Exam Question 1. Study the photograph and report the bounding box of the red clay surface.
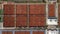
[2,31,13,34]
[29,4,46,15]
[3,15,15,27]
[48,4,55,17]
[15,31,30,34]
[58,4,60,26]
[4,4,15,15]
[58,4,60,19]
[33,31,44,34]
[29,15,40,26]
[29,15,46,27]
[16,15,27,27]
[3,4,58,27]
[16,5,27,14]
[2,31,44,34]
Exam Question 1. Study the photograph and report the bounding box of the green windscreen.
[0,9,3,22]
[0,9,3,15]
